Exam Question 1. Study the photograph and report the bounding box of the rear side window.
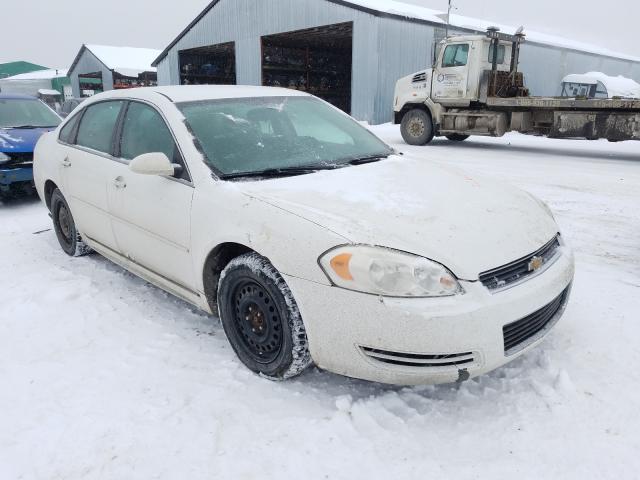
[59,114,81,144]
[442,44,469,68]
[76,101,124,154]
[488,44,506,64]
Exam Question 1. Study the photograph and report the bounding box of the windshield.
[0,98,61,129]
[178,96,393,177]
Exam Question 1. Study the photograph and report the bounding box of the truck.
[393,27,640,145]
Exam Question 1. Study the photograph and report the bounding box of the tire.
[50,188,92,257]
[400,108,434,145]
[217,252,312,380]
[445,134,470,142]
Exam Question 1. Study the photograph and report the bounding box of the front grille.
[479,235,561,291]
[361,347,476,368]
[503,287,570,354]
[412,72,427,83]
[1,152,33,169]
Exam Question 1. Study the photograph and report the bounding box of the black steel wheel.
[400,108,434,145]
[50,188,91,257]
[217,252,312,380]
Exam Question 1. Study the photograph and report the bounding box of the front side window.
[120,102,177,161]
[0,98,61,129]
[442,44,469,68]
[178,96,392,178]
[488,44,506,64]
[76,101,124,154]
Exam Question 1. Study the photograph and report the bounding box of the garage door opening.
[78,72,103,97]
[261,22,353,113]
[179,42,237,85]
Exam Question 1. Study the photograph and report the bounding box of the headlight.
[0,152,10,164]
[319,245,463,297]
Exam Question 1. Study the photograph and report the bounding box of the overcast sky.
[2,0,638,68]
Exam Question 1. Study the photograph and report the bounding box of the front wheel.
[217,253,312,380]
[400,108,434,145]
[50,188,92,257]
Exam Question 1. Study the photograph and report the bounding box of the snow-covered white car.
[33,85,574,385]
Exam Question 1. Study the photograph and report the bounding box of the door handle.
[61,157,71,168]
[113,177,127,189]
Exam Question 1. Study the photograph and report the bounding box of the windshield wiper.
[346,154,391,166]
[3,125,56,129]
[220,164,340,180]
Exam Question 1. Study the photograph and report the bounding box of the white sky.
[2,0,638,68]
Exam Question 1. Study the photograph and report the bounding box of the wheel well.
[203,242,254,314]
[44,180,59,211]
[395,103,431,125]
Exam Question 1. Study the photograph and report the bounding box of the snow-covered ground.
[1,127,639,479]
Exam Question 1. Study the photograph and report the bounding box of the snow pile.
[85,45,161,77]
[1,128,640,478]
[563,72,640,98]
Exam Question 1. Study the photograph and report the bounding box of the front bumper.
[285,246,575,385]
[0,166,34,187]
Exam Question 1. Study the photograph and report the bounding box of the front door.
[107,101,195,289]
[60,100,125,251]
[432,42,470,104]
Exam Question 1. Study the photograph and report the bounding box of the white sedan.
[34,86,574,385]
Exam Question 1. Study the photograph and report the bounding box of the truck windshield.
[178,96,393,178]
[0,98,62,129]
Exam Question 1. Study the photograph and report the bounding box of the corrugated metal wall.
[69,49,113,98]
[155,0,640,124]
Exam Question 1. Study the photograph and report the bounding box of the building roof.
[152,0,640,66]
[2,69,68,81]
[0,61,48,79]
[69,45,161,78]
[0,93,38,100]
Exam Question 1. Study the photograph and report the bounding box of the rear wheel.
[217,253,312,380]
[50,189,92,257]
[445,134,470,142]
[400,108,434,145]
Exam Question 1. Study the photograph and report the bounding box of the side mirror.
[129,152,175,176]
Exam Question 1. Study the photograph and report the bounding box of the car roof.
[0,93,39,100]
[84,85,311,104]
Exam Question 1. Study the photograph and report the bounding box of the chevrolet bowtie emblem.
[528,256,544,272]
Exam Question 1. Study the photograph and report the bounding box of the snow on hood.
[85,45,160,77]
[238,155,558,280]
[0,127,53,152]
[562,72,640,99]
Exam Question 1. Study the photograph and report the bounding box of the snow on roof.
[85,45,161,77]
[344,1,640,62]
[562,72,640,98]
[446,13,640,62]
[342,0,443,24]
[3,69,68,81]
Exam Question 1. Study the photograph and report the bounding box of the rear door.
[59,100,124,251]
[107,100,195,289]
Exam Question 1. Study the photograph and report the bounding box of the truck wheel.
[401,109,434,145]
[50,189,92,257]
[445,134,470,142]
[217,252,312,380]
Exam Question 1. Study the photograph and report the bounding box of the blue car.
[0,93,62,197]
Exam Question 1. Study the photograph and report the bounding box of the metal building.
[152,0,640,124]
[68,45,161,98]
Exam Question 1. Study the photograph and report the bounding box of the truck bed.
[486,96,640,111]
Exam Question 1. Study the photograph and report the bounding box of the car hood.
[0,127,54,153]
[237,155,558,280]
